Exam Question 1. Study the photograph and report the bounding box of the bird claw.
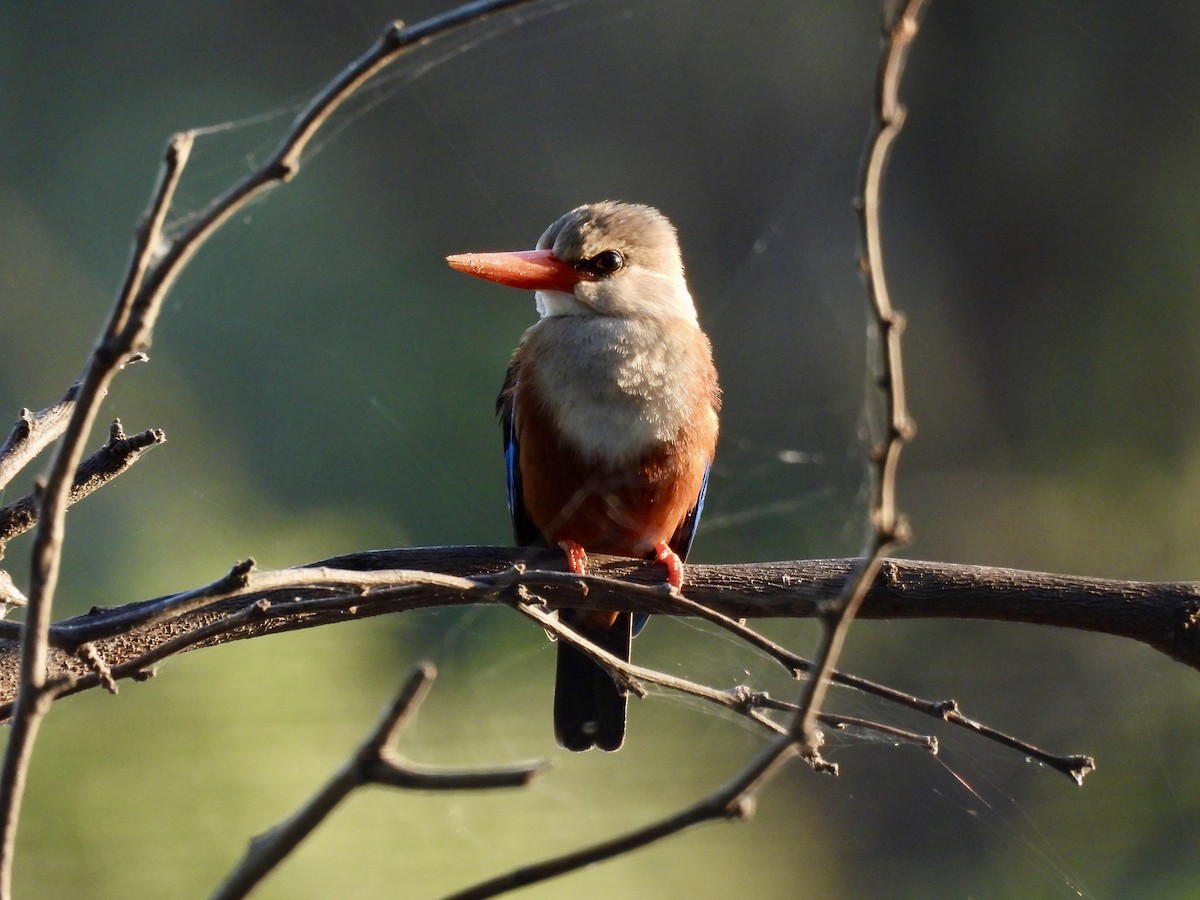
[652,541,684,591]
[558,540,589,576]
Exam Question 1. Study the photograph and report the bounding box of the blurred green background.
[3,1,1200,896]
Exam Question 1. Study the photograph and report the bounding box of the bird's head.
[447,201,697,324]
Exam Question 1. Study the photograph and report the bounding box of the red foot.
[561,540,617,628]
[558,540,589,576]
[652,541,684,591]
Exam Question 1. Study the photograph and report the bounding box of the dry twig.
[445,1,932,893]
[0,133,192,900]
[0,3,544,897]
[0,420,165,555]
[0,390,78,494]
[212,664,547,900]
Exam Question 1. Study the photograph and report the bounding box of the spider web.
[1,0,1195,897]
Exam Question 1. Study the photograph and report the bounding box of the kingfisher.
[447,201,720,751]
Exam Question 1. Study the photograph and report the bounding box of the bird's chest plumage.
[520,317,699,466]
[507,316,718,555]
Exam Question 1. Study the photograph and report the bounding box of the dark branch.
[0,131,191,900]
[0,5,549,894]
[445,734,801,900]
[0,420,165,554]
[0,385,80,493]
[212,664,547,900]
[0,548,1194,712]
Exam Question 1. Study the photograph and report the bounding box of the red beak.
[446,248,585,293]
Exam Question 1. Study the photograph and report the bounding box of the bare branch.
[445,734,801,900]
[0,385,80,493]
[447,3,935,894]
[212,664,547,900]
[0,420,165,554]
[0,132,192,900]
[514,593,879,769]
[0,6,549,893]
[0,357,149,496]
[0,549,1193,715]
[792,0,929,751]
[132,3,541,339]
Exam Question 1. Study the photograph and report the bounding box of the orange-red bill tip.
[446,248,584,293]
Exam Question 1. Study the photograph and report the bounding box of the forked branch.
[0,420,165,555]
[449,0,932,894]
[0,3,549,898]
[212,664,547,900]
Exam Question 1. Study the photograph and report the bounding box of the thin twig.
[793,0,927,749]
[444,735,801,900]
[212,664,546,900]
[446,2,932,894]
[0,8,547,891]
[0,420,165,553]
[514,594,938,763]
[515,595,861,764]
[634,580,1029,764]
[0,133,192,900]
[0,384,80,493]
[127,3,540,343]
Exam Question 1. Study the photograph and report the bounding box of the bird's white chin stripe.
[536,290,592,318]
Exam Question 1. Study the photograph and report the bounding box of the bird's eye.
[587,250,625,276]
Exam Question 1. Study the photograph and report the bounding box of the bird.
[446,201,720,751]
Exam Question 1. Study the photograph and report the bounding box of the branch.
[793,0,928,749]
[445,734,800,900]
[0,420,165,555]
[0,548,1193,712]
[566,570,1091,782]
[513,593,941,773]
[0,355,149,497]
[212,664,547,900]
[0,133,192,900]
[3,551,1119,795]
[0,4,547,896]
[0,550,1106,789]
[0,383,80,493]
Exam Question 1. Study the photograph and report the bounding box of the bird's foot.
[652,541,684,591]
[558,540,589,576]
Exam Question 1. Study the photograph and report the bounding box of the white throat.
[527,316,706,466]
[535,290,590,318]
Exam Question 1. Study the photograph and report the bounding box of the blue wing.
[668,463,711,562]
[497,363,540,546]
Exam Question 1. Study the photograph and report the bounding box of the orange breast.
[514,385,714,557]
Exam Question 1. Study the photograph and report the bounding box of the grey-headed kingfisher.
[448,201,720,750]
